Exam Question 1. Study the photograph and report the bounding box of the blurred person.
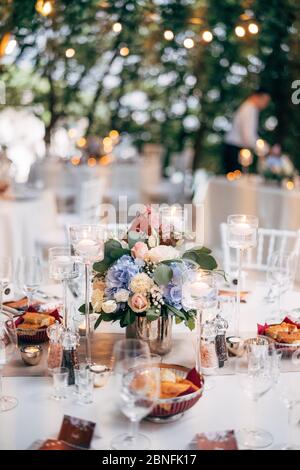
[223,88,271,173]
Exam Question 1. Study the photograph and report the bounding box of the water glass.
[15,256,43,308]
[74,366,94,404]
[51,367,68,400]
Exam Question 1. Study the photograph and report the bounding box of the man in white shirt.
[223,88,271,173]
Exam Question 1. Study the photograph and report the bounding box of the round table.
[1,282,300,450]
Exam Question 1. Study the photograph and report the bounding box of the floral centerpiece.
[83,208,218,353]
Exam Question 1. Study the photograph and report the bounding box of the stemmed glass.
[278,375,300,449]
[111,339,160,450]
[227,215,258,336]
[0,311,18,412]
[48,247,81,329]
[236,344,273,449]
[266,251,297,323]
[181,267,218,377]
[0,257,12,314]
[69,225,105,364]
[15,256,43,309]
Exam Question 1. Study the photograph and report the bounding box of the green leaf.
[127,231,147,249]
[166,304,186,320]
[104,239,122,257]
[78,303,93,314]
[153,264,173,285]
[184,317,196,331]
[94,315,102,330]
[182,250,217,270]
[120,309,136,328]
[175,316,183,324]
[146,308,160,322]
[93,260,111,274]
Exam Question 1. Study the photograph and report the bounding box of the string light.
[202,30,213,43]
[226,172,235,181]
[71,156,81,166]
[235,26,246,38]
[35,0,52,16]
[164,30,174,41]
[248,23,259,34]
[234,169,242,179]
[87,157,97,167]
[183,38,194,49]
[77,137,87,148]
[286,180,294,191]
[109,130,119,140]
[112,22,122,33]
[65,48,75,58]
[120,46,129,56]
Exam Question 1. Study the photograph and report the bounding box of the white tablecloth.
[0,198,42,259]
[1,283,300,450]
[202,176,300,250]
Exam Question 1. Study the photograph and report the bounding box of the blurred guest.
[223,88,271,173]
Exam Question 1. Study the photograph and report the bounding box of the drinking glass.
[278,375,300,449]
[227,215,258,336]
[51,367,69,400]
[111,339,159,450]
[0,257,12,314]
[236,345,273,449]
[74,365,94,404]
[15,256,43,309]
[48,247,80,329]
[69,225,105,364]
[182,267,218,375]
[0,311,18,412]
[266,251,297,323]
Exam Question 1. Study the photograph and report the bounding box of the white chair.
[192,169,210,205]
[221,223,300,274]
[58,178,104,228]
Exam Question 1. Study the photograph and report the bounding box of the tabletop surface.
[1,282,300,450]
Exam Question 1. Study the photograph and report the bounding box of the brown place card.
[58,415,96,449]
[190,430,238,450]
[38,439,82,451]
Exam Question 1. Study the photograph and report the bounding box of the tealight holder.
[89,364,111,388]
[20,345,43,366]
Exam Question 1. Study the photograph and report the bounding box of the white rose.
[114,289,130,303]
[102,300,117,314]
[147,245,180,264]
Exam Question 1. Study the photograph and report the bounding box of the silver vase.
[132,316,173,355]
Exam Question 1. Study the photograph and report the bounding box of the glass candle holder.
[48,247,81,329]
[227,215,258,336]
[69,225,105,364]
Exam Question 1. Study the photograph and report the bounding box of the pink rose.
[129,293,149,314]
[131,242,149,260]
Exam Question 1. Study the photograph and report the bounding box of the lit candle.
[89,364,111,388]
[190,281,210,298]
[24,346,40,355]
[231,222,252,236]
[78,320,86,337]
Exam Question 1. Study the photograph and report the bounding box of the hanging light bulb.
[36,0,53,16]
[65,48,75,58]
[120,46,129,56]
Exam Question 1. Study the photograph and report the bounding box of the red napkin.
[15,308,61,328]
[178,368,203,397]
[257,316,300,335]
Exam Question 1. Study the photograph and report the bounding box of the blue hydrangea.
[105,255,139,297]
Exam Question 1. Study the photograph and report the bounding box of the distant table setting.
[1,207,300,451]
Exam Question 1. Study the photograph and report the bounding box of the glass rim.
[227,214,258,224]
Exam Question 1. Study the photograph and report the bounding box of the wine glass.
[236,345,273,449]
[227,215,258,336]
[69,225,105,364]
[266,251,297,323]
[48,247,80,329]
[15,256,43,309]
[111,339,160,450]
[278,375,300,449]
[0,311,18,412]
[0,257,12,314]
